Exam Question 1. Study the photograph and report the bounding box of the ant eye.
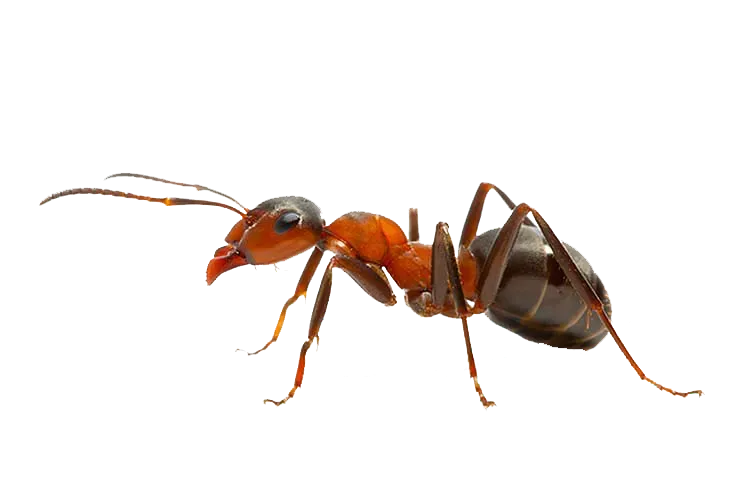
[274,212,301,234]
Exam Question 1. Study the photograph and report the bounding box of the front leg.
[431,222,495,409]
[238,247,324,356]
[265,255,397,406]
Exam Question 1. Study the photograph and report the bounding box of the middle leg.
[409,208,419,242]
[431,222,495,408]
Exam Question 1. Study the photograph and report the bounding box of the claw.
[264,398,285,406]
[315,335,320,350]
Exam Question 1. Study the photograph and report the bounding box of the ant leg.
[432,223,495,408]
[263,262,335,406]
[471,207,531,311]
[264,255,396,408]
[255,247,323,354]
[459,182,534,248]
[475,203,702,398]
[255,247,396,354]
[409,208,419,242]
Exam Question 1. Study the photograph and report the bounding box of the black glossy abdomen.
[470,226,612,350]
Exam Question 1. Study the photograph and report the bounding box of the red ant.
[41,173,702,407]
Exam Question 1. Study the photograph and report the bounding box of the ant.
[40,173,702,407]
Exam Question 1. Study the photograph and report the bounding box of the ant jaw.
[206,245,250,285]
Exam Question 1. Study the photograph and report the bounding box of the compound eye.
[274,212,301,234]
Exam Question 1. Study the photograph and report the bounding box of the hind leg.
[468,195,702,398]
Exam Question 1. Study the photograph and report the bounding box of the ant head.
[207,196,324,285]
